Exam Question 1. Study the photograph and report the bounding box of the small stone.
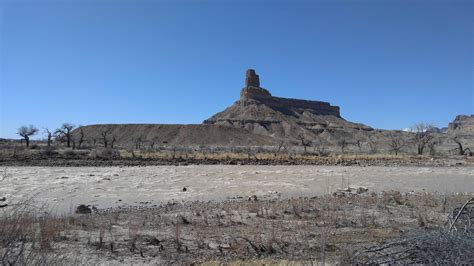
[75,204,92,214]
[182,187,187,192]
[248,195,258,201]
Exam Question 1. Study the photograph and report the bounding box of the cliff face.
[240,87,341,117]
[204,69,371,144]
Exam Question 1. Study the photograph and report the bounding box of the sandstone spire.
[245,69,260,88]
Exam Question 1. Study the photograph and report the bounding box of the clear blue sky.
[0,0,472,139]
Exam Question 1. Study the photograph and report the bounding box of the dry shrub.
[89,148,121,159]
[0,202,67,264]
[128,218,143,252]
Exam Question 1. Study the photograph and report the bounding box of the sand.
[1,165,473,212]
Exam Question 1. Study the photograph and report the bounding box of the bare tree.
[452,136,471,156]
[298,134,311,153]
[134,137,143,150]
[388,135,406,155]
[90,137,97,147]
[100,127,112,148]
[77,127,85,149]
[337,139,348,153]
[428,141,437,156]
[356,140,363,153]
[44,128,53,147]
[368,137,378,154]
[110,135,117,149]
[55,123,75,148]
[273,140,287,157]
[17,125,38,148]
[150,136,159,150]
[410,123,434,155]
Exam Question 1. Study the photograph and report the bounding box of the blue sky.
[0,0,472,139]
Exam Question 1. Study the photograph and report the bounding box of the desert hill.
[74,124,275,148]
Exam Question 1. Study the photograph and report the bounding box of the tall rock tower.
[240,69,272,100]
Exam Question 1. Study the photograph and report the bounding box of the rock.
[0,197,5,202]
[248,195,258,201]
[356,186,369,194]
[75,204,92,214]
[182,187,187,192]
[335,186,368,196]
[448,114,474,134]
[245,69,260,88]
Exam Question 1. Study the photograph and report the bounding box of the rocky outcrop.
[245,69,261,88]
[239,69,340,117]
[205,69,371,143]
[448,115,474,134]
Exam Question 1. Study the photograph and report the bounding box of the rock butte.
[73,69,472,149]
[76,69,377,146]
[204,69,372,142]
[239,69,341,117]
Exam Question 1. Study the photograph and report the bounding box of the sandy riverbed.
[1,165,473,212]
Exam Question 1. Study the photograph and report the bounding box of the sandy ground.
[1,165,473,212]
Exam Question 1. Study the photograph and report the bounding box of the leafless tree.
[368,137,378,154]
[110,135,117,149]
[17,125,38,148]
[337,139,348,153]
[298,134,311,153]
[90,137,97,147]
[100,127,113,148]
[134,137,143,150]
[311,139,326,156]
[388,135,406,155]
[356,140,363,153]
[410,123,434,155]
[428,141,437,156]
[77,127,85,149]
[44,128,53,147]
[273,140,287,157]
[55,123,75,148]
[452,136,471,156]
[150,137,159,150]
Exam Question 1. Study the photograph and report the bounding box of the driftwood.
[352,198,474,264]
[447,197,474,233]
[352,231,474,264]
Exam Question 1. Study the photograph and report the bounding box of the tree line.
[16,122,471,156]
